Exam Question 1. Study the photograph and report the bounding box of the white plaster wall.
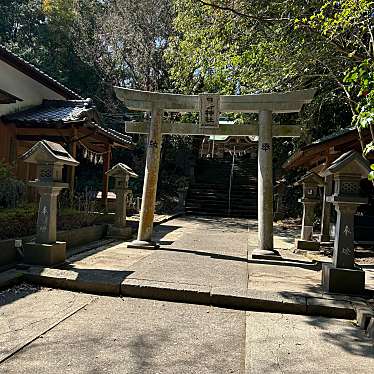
[0,59,66,116]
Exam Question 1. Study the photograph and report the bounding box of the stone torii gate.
[115,87,316,259]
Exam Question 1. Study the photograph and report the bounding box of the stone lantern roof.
[294,171,324,186]
[106,163,138,178]
[321,150,370,177]
[21,140,79,166]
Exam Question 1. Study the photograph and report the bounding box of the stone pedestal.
[320,150,370,294]
[107,225,133,240]
[23,241,66,266]
[24,184,67,265]
[295,239,320,251]
[322,263,365,294]
[33,185,65,243]
[294,172,323,252]
[21,140,79,266]
[319,175,333,243]
[105,163,138,241]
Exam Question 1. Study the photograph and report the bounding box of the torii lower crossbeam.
[125,121,302,137]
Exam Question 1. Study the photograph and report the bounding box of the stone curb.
[14,267,359,320]
[22,267,121,296]
[306,297,356,319]
[0,262,365,322]
[121,279,211,305]
[153,212,185,226]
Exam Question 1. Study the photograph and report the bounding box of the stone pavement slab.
[0,289,245,374]
[0,287,373,373]
[0,285,94,363]
[246,311,374,373]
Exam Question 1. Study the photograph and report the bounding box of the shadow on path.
[158,246,321,271]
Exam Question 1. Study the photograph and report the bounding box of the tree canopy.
[0,0,373,172]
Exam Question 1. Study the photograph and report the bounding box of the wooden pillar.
[102,144,111,210]
[252,110,280,259]
[128,106,162,248]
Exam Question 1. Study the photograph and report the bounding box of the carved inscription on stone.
[199,93,220,128]
[261,143,271,152]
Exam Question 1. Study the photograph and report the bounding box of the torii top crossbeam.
[114,87,316,113]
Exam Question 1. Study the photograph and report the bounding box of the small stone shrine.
[295,172,324,251]
[106,163,138,239]
[321,150,370,294]
[21,140,79,265]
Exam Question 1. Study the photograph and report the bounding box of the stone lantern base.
[107,225,133,240]
[295,239,320,251]
[23,241,66,266]
[322,263,365,294]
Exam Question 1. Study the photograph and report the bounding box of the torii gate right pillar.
[251,110,281,259]
[253,110,277,257]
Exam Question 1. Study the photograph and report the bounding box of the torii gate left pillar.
[115,87,316,255]
[132,106,162,247]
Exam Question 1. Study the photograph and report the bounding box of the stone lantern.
[106,163,138,239]
[21,140,79,265]
[321,150,370,294]
[295,172,324,251]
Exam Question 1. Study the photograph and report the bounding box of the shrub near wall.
[0,207,112,240]
[0,206,37,240]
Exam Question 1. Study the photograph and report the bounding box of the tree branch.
[195,0,288,23]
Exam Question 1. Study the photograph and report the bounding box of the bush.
[0,162,26,209]
[0,205,38,239]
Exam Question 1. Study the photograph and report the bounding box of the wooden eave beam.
[77,127,113,146]
[15,127,72,136]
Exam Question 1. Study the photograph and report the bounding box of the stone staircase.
[185,156,258,218]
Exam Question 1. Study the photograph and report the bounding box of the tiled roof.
[303,127,356,150]
[283,127,359,170]
[0,45,82,100]
[4,99,92,124]
[2,99,133,147]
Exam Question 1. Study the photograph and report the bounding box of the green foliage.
[0,162,26,209]
[167,0,316,94]
[167,0,374,178]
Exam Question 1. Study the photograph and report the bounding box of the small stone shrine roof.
[321,150,370,177]
[106,163,138,178]
[294,171,324,186]
[21,140,79,166]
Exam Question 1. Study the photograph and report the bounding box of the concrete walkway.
[18,216,374,319]
[0,286,373,373]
